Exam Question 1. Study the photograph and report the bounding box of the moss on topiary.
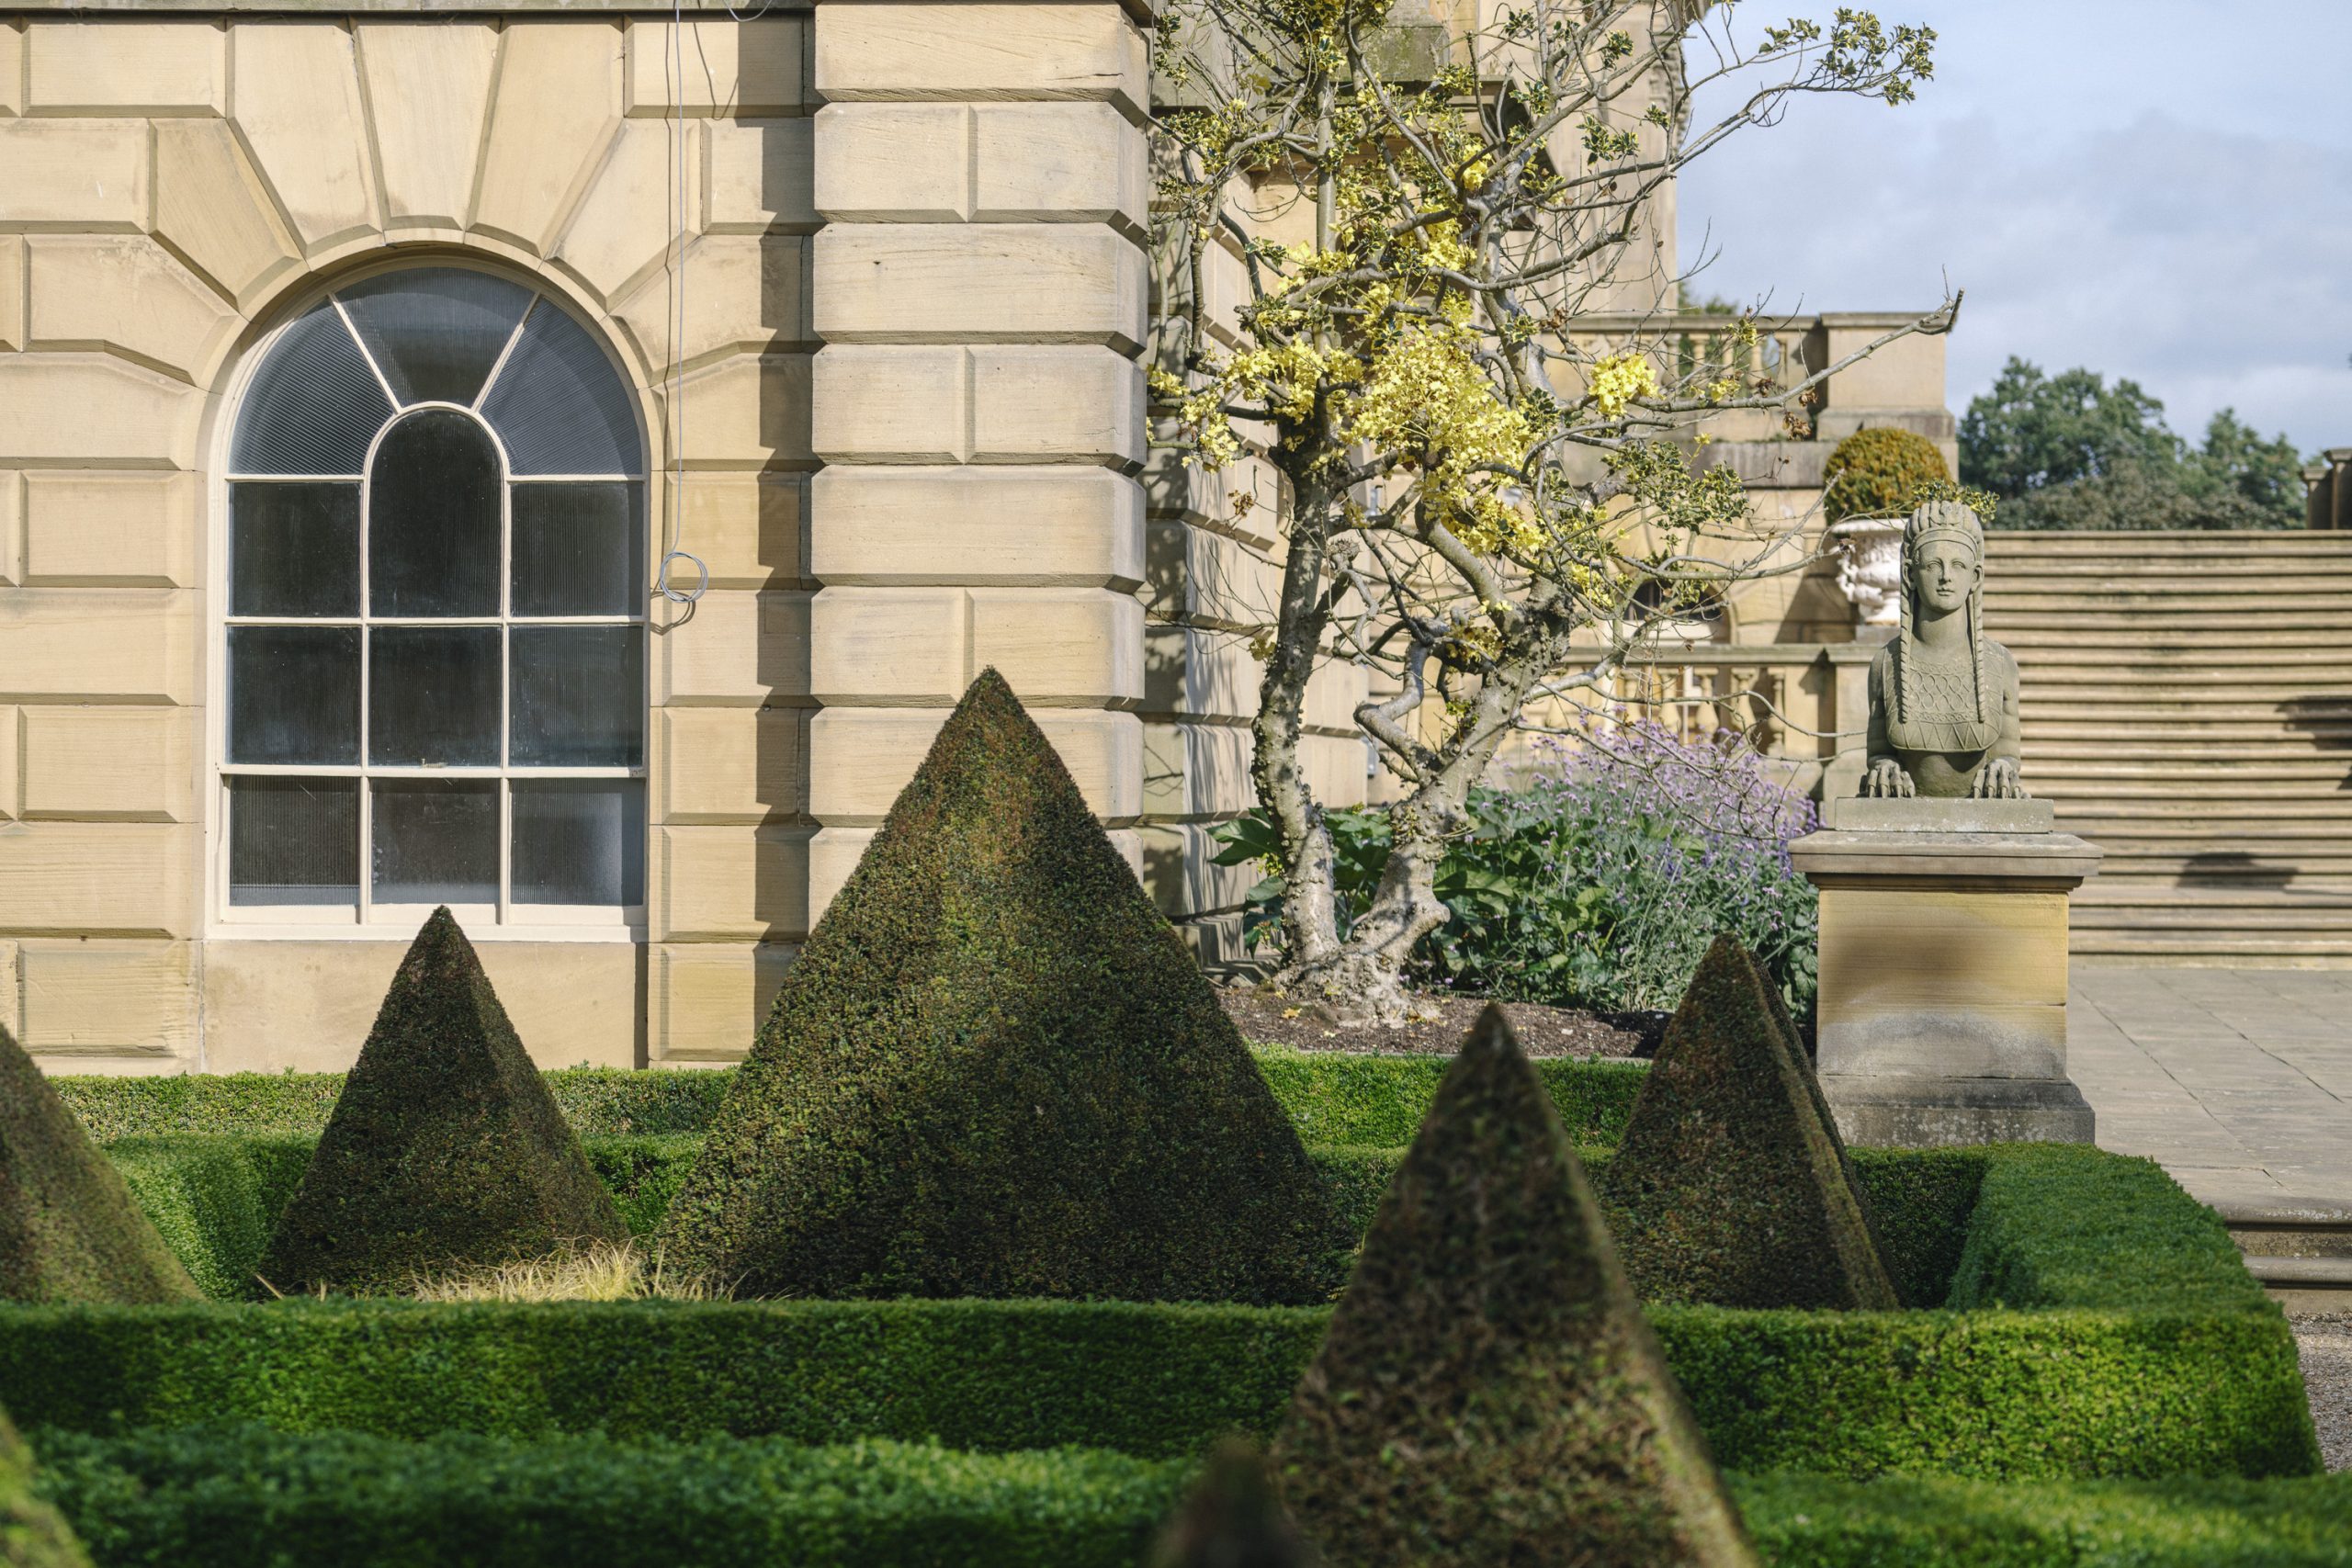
[1601,935,1898,1309]
[0,1406,90,1568]
[1149,1439,1316,1568]
[1823,425,1950,523]
[660,669,1343,1303]
[259,909,625,1293]
[0,1025,199,1305]
[1273,1006,1757,1566]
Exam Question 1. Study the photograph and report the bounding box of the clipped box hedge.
[30,1425,2352,1568]
[51,1053,1652,1149]
[6,1145,2317,1481]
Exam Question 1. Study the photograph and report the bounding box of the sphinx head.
[1904,500,1984,619]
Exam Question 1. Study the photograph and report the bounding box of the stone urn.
[1827,518,1904,627]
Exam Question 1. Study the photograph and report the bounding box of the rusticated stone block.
[662,353,812,468]
[809,705,1139,824]
[25,471,199,588]
[659,707,803,824]
[16,940,197,1061]
[813,103,969,221]
[229,24,377,250]
[554,116,688,307]
[673,473,807,590]
[809,466,1143,588]
[705,118,817,234]
[625,16,808,117]
[815,3,1146,114]
[660,824,813,941]
[0,822,193,937]
[973,102,1147,229]
[0,357,203,468]
[152,120,300,308]
[0,119,149,228]
[656,941,797,1061]
[657,588,811,705]
[472,22,625,254]
[20,705,191,823]
[26,237,238,381]
[357,22,499,232]
[0,589,195,705]
[26,22,224,117]
[813,225,1146,352]
[614,235,812,369]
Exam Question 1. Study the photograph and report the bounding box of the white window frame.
[208,266,650,942]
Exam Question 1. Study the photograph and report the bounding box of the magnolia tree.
[1150,0,1955,1023]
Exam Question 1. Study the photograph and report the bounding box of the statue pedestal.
[1790,810,2102,1147]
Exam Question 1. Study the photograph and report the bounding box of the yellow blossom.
[1589,352,1662,417]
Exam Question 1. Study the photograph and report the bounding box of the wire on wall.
[658,0,709,606]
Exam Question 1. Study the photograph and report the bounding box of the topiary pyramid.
[0,1405,91,1568]
[1600,934,1897,1309]
[1148,1439,1317,1568]
[258,908,625,1292]
[0,1024,199,1304]
[1274,1006,1757,1567]
[661,669,1342,1303]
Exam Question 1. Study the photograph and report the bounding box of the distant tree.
[1959,357,2307,530]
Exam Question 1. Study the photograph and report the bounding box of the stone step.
[2021,713,2352,733]
[2075,885,2352,908]
[1994,629,2352,651]
[2072,904,2352,930]
[2022,667,2352,687]
[1987,559,2352,580]
[2217,1198,2352,1258]
[2049,800,2352,820]
[2028,759,2352,779]
[2006,646,2352,667]
[1985,612,2352,631]
[1988,532,2352,555]
[2237,1255,2352,1312]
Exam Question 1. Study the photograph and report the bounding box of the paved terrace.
[2071,967,2352,1209]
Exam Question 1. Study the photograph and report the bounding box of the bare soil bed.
[1219,985,1665,1059]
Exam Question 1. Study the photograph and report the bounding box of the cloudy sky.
[1675,0,2352,458]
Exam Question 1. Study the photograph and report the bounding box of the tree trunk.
[1251,474,1341,974]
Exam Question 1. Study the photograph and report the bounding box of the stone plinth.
[1790,823,2101,1147]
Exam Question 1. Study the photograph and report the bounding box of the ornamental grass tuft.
[258,908,626,1294]
[661,670,1342,1303]
[1601,935,1898,1309]
[0,1404,89,1568]
[1148,1438,1316,1568]
[1274,1005,1758,1566]
[0,1024,198,1306]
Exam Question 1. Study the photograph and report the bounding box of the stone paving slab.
[2069,968,2352,1210]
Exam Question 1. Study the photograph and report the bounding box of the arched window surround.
[206,260,653,941]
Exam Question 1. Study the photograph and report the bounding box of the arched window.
[220,266,647,927]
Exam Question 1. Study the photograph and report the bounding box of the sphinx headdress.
[1890,500,1999,754]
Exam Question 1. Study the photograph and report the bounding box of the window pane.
[481,301,643,476]
[513,781,644,906]
[510,627,644,767]
[228,627,360,764]
[230,482,359,616]
[371,780,498,905]
[231,299,392,475]
[229,777,359,907]
[339,269,534,408]
[368,409,502,616]
[511,484,644,615]
[369,626,501,766]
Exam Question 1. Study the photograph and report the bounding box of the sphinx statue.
[1860,501,2025,800]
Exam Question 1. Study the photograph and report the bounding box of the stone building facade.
[0,1,1939,1076]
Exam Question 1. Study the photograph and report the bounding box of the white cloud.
[1677,4,2352,456]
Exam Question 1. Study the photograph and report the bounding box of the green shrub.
[103,1138,310,1303]
[260,910,627,1293]
[0,1405,89,1568]
[1824,425,1951,522]
[1274,1010,1753,1564]
[662,671,1342,1304]
[0,1026,199,1306]
[1602,937,1896,1309]
[1735,1471,2352,1566]
[28,1427,2352,1568]
[54,1054,1648,1151]
[1846,1146,1989,1308]
[31,1425,1184,1568]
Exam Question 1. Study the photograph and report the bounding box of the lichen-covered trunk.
[1251,475,1342,975]
[1275,649,1545,1027]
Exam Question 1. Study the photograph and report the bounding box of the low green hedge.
[31,1426,1187,1568]
[51,1053,1649,1148]
[30,1426,2352,1568]
[98,1134,1973,1309]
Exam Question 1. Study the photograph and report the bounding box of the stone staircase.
[1982,531,2352,966]
[2215,1197,2352,1312]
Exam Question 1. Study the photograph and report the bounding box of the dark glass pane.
[511,484,644,615]
[228,627,360,765]
[481,301,643,475]
[229,777,359,907]
[339,268,534,408]
[510,627,643,767]
[231,299,392,475]
[370,780,497,905]
[513,781,645,906]
[368,408,503,616]
[369,626,501,766]
[230,482,359,616]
